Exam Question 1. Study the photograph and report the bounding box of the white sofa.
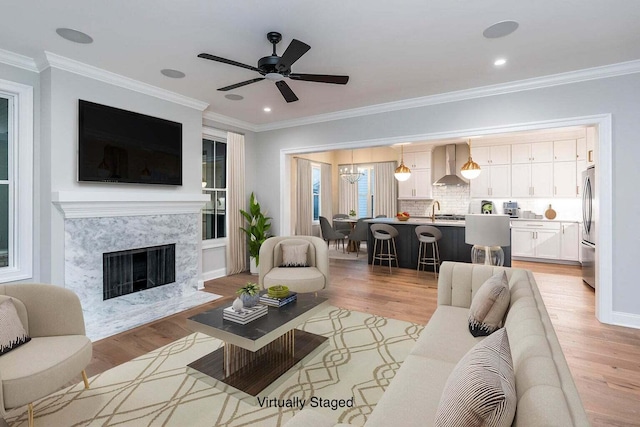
[284,261,589,427]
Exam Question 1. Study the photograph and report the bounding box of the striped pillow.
[0,298,31,356]
[468,271,510,337]
[434,328,516,427]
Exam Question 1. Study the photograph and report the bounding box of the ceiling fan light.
[461,159,482,179]
[265,72,285,82]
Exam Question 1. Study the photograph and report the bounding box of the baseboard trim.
[201,268,227,285]
[512,256,581,266]
[611,311,640,330]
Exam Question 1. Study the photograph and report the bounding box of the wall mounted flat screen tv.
[78,100,183,185]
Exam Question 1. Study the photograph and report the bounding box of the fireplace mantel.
[53,191,209,219]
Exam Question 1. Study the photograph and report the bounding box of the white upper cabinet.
[586,126,596,165]
[576,137,587,162]
[554,139,577,161]
[512,142,553,163]
[403,151,431,169]
[472,145,510,165]
[398,168,432,199]
[470,165,510,198]
[553,161,577,197]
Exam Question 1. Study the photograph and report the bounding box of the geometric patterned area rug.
[6,307,423,427]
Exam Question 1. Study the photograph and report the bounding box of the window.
[0,79,33,283]
[202,138,227,240]
[357,166,375,218]
[312,165,321,222]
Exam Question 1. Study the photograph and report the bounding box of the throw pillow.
[434,328,516,427]
[280,243,309,267]
[0,298,31,356]
[468,271,510,337]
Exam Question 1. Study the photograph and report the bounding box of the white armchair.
[0,284,92,427]
[258,236,329,293]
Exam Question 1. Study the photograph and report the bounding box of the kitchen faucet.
[431,200,441,222]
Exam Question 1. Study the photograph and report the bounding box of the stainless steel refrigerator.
[581,165,596,288]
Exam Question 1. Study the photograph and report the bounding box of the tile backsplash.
[398,184,581,221]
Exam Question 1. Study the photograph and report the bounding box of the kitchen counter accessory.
[544,204,557,220]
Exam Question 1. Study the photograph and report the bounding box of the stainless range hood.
[433,145,467,186]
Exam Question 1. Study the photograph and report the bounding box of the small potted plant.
[237,282,261,308]
[349,209,357,219]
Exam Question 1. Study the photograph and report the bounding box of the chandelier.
[340,150,364,184]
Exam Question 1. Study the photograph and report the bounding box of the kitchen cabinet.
[586,126,596,165]
[402,151,431,169]
[470,164,510,198]
[554,139,577,161]
[398,169,432,199]
[553,161,577,197]
[560,222,580,261]
[511,163,553,197]
[511,141,554,164]
[511,221,560,259]
[473,145,510,165]
[576,137,587,162]
[576,160,587,197]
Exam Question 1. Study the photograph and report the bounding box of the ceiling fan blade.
[288,73,349,84]
[276,39,310,72]
[198,53,261,73]
[275,81,299,103]
[217,78,265,91]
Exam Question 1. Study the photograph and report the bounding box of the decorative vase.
[240,293,260,308]
[249,257,258,275]
[232,297,244,313]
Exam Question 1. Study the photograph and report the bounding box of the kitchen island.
[365,217,512,270]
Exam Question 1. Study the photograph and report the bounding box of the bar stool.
[415,225,442,277]
[370,224,399,273]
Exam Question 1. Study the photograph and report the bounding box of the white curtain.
[320,163,333,219]
[374,161,398,217]
[226,132,246,275]
[339,177,359,216]
[296,158,313,235]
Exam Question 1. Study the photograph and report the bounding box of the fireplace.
[103,244,176,300]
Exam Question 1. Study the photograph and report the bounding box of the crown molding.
[253,59,640,132]
[41,52,209,111]
[0,48,39,73]
[202,110,259,132]
[52,191,209,219]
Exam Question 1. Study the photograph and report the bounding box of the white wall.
[249,72,640,321]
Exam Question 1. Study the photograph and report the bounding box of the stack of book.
[259,292,298,307]
[222,304,268,325]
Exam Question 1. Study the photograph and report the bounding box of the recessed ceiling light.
[160,69,185,79]
[494,58,507,66]
[55,28,93,44]
[225,94,244,101]
[483,21,519,39]
[263,107,272,112]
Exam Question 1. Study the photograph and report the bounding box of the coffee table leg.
[223,330,296,377]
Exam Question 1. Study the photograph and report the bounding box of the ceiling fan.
[198,32,349,103]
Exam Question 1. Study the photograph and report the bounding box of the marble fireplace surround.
[53,191,221,341]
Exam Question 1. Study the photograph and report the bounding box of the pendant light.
[394,145,412,181]
[340,150,365,184]
[461,139,482,180]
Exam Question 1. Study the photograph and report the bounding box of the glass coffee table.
[186,293,329,403]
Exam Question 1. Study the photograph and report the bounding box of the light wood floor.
[88,259,640,427]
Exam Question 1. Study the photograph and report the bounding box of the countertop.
[364,217,466,227]
[510,218,581,223]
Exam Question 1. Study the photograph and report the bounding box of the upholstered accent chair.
[0,284,92,427]
[258,236,330,294]
[319,216,347,252]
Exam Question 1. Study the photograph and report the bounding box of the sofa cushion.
[366,355,457,427]
[263,267,325,293]
[0,298,31,356]
[411,306,484,363]
[0,335,93,409]
[434,328,516,427]
[281,242,310,267]
[468,271,510,337]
